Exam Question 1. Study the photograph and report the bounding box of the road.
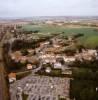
[0,31,10,100]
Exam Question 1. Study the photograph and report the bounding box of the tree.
[21,49,28,56]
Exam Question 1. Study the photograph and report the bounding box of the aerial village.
[0,18,98,100]
[0,24,97,100]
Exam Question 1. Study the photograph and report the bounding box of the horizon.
[0,16,98,20]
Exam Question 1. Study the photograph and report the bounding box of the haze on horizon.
[0,0,98,18]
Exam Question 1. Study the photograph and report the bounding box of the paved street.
[0,30,10,100]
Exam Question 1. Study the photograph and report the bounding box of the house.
[40,54,56,64]
[40,41,50,47]
[87,50,97,56]
[53,44,61,48]
[63,56,76,63]
[10,51,22,62]
[75,49,98,61]
[27,57,39,65]
[45,47,65,54]
[8,73,16,83]
[27,64,33,70]
[82,53,93,61]
[54,62,62,69]
[45,67,51,73]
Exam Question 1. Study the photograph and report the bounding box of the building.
[63,56,76,63]
[8,73,16,83]
[54,62,62,69]
[27,64,33,70]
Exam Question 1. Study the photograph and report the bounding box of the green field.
[22,25,98,48]
[84,36,98,48]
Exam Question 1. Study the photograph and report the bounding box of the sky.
[0,0,98,17]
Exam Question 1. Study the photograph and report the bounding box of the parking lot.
[10,75,70,100]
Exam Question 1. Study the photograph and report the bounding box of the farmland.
[22,24,98,48]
